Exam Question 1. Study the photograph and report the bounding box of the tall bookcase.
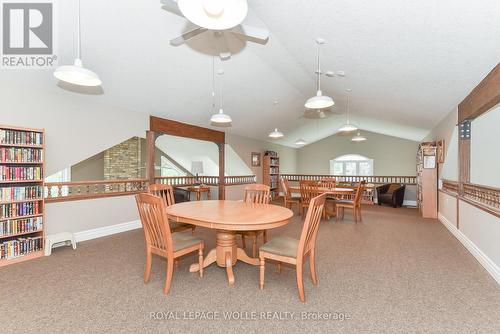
[263,151,280,199]
[0,125,45,267]
[416,142,437,219]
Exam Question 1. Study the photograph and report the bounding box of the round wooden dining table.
[165,200,293,286]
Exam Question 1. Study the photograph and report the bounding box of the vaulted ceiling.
[2,0,499,147]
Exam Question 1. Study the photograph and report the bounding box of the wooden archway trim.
[147,116,226,199]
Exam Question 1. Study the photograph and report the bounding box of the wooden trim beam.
[146,130,156,185]
[458,63,500,122]
[150,116,225,143]
[218,143,225,200]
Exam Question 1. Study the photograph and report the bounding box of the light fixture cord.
[77,0,81,59]
[219,62,224,110]
[346,95,350,124]
[211,56,216,110]
[316,43,321,92]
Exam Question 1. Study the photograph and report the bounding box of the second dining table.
[165,200,294,286]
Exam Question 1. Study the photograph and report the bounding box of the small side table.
[188,185,211,201]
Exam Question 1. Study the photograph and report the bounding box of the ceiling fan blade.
[229,24,269,44]
[160,0,183,17]
[214,32,231,61]
[170,27,207,46]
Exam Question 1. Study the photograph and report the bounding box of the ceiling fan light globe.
[53,58,102,87]
[305,91,334,109]
[338,123,358,132]
[178,0,248,30]
[294,139,307,145]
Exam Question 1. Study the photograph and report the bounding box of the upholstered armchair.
[173,188,191,203]
[376,184,406,208]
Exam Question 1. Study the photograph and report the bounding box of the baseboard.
[74,220,141,243]
[438,213,500,285]
[403,200,417,207]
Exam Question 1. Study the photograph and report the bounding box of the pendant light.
[294,139,307,145]
[338,90,358,132]
[177,0,248,30]
[54,0,102,87]
[351,131,367,142]
[305,38,334,109]
[268,101,284,139]
[210,65,232,124]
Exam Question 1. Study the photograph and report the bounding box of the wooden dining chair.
[135,193,204,294]
[281,177,301,212]
[299,180,322,217]
[237,184,270,257]
[335,181,366,223]
[319,177,337,218]
[148,184,196,234]
[319,177,336,189]
[259,193,326,302]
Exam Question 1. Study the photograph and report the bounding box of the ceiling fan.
[160,0,270,60]
[301,108,338,120]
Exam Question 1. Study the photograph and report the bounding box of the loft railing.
[45,179,148,203]
[44,175,256,203]
[281,174,417,185]
[154,175,256,186]
[440,179,499,217]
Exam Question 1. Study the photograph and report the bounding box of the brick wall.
[104,137,142,179]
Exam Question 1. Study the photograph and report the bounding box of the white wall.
[471,105,500,187]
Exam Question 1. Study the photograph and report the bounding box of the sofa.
[173,188,191,203]
[376,184,406,208]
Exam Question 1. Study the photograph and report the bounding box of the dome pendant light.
[351,131,367,142]
[268,101,284,139]
[294,138,307,146]
[210,65,232,125]
[338,91,358,132]
[54,0,102,87]
[305,38,334,109]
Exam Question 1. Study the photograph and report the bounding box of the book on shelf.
[0,202,40,219]
[0,185,43,202]
[0,166,42,181]
[0,129,43,146]
[0,147,43,163]
[0,216,43,236]
[0,236,43,260]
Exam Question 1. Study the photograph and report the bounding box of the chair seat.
[260,236,299,258]
[336,199,354,205]
[172,232,203,252]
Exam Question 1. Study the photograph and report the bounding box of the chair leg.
[263,230,268,243]
[354,207,358,223]
[174,259,180,268]
[252,237,257,258]
[296,264,305,302]
[309,250,318,285]
[164,258,174,295]
[358,206,363,221]
[191,226,196,235]
[198,247,204,278]
[259,257,265,289]
[241,234,246,249]
[277,262,282,273]
[144,249,152,283]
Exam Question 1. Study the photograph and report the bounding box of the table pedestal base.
[189,230,259,286]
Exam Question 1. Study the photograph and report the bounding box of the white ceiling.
[2,0,499,147]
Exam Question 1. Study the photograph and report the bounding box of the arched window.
[329,154,374,176]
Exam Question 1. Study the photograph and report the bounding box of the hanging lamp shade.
[351,132,367,142]
[338,123,358,132]
[178,0,248,30]
[294,138,307,145]
[54,59,102,87]
[54,0,101,87]
[305,90,334,109]
[268,128,284,139]
[211,108,232,123]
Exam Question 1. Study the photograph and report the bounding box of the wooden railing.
[441,179,459,195]
[281,174,417,185]
[462,182,500,212]
[45,179,149,203]
[44,175,256,203]
[154,175,256,186]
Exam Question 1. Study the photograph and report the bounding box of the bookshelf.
[263,151,280,200]
[416,142,437,219]
[0,125,45,266]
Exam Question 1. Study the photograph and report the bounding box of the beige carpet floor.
[1,204,499,333]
